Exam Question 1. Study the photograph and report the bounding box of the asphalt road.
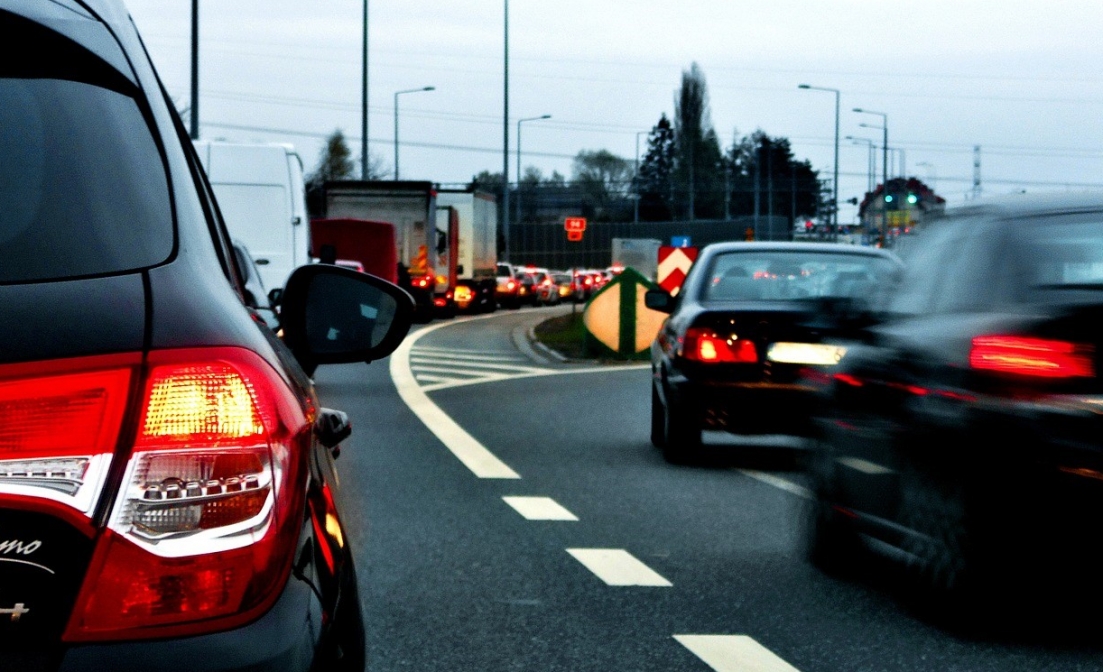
[313,306,1103,671]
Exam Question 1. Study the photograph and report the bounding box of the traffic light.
[884,193,897,211]
[906,193,918,205]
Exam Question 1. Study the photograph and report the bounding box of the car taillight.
[970,335,1095,379]
[681,327,758,363]
[64,347,310,642]
[0,355,135,524]
[507,280,517,291]
[455,286,473,302]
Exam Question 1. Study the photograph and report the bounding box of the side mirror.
[280,264,415,372]
[644,288,675,314]
[268,287,284,307]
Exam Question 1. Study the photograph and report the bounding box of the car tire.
[650,383,667,449]
[897,461,987,617]
[803,453,862,575]
[325,557,367,671]
[661,390,700,464]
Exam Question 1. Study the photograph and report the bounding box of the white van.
[193,140,310,293]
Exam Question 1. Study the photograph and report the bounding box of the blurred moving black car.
[0,2,413,669]
[646,242,902,463]
[805,193,1103,609]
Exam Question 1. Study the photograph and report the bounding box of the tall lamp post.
[516,114,551,224]
[502,0,510,261]
[798,84,840,240]
[393,86,434,180]
[189,0,199,139]
[846,136,875,194]
[361,0,369,179]
[854,108,888,244]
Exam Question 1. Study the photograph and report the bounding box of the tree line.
[307,63,823,224]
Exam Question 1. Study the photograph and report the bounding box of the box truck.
[436,188,499,313]
[321,181,450,319]
[193,140,310,293]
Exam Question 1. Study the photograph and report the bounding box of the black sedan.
[805,193,1103,612]
[646,242,902,463]
[0,2,412,669]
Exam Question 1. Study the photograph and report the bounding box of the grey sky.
[126,1,1103,223]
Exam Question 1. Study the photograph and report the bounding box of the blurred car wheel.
[660,393,701,463]
[650,383,667,449]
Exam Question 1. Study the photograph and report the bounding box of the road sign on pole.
[567,230,583,242]
[657,245,698,294]
[564,217,587,232]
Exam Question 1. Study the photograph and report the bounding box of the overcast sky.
[125,1,1103,223]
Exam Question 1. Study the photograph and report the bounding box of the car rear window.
[0,13,173,283]
[1011,215,1103,301]
[701,251,899,302]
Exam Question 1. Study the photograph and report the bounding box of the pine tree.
[637,114,675,221]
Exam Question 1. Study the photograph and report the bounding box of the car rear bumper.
[666,375,818,435]
[57,569,325,672]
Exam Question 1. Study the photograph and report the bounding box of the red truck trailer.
[310,217,398,283]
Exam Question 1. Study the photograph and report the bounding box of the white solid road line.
[566,548,672,587]
[390,317,522,479]
[502,496,579,521]
[674,635,801,672]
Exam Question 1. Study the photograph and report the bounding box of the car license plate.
[766,342,847,366]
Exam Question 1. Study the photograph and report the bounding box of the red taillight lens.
[64,348,310,642]
[682,327,758,363]
[0,357,134,520]
[970,335,1095,379]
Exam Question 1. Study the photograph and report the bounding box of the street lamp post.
[799,84,840,241]
[516,114,551,225]
[361,0,369,179]
[502,0,510,261]
[189,0,199,139]
[393,86,434,180]
[854,108,888,244]
[846,136,875,194]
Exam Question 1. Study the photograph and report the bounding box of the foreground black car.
[646,242,901,463]
[806,193,1103,608]
[0,2,412,669]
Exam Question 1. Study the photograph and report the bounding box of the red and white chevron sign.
[657,245,698,293]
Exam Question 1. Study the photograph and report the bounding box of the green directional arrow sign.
[583,267,668,356]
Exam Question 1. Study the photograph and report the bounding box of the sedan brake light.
[682,327,757,363]
[970,335,1095,379]
[64,347,310,642]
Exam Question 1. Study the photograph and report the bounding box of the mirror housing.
[268,287,284,307]
[644,288,676,314]
[280,264,415,373]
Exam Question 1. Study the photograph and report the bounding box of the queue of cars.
[645,192,1103,617]
[495,263,610,307]
[0,2,413,669]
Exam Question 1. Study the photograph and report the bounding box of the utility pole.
[361,0,369,179]
[189,0,198,139]
[501,0,510,260]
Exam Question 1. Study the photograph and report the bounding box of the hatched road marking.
[502,496,578,521]
[674,635,801,672]
[390,316,522,479]
[390,314,645,479]
[566,548,672,587]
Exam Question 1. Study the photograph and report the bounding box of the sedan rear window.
[701,251,899,302]
[0,14,173,283]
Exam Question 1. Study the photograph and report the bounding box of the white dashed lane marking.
[502,496,578,521]
[566,549,672,587]
[674,635,801,672]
